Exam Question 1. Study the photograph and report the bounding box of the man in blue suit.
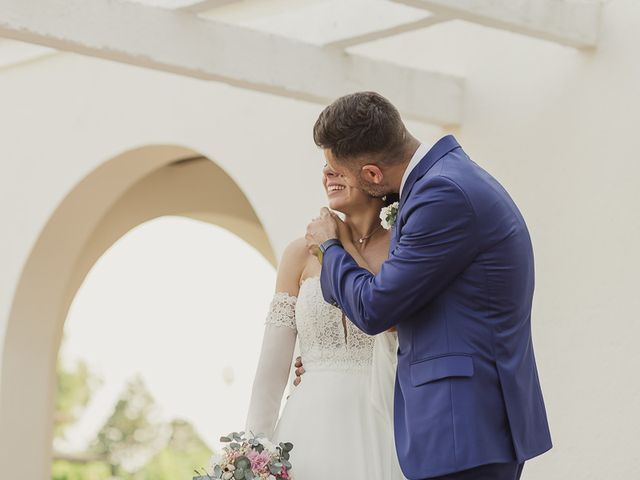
[305,92,552,480]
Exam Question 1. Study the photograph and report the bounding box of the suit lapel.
[395,135,461,242]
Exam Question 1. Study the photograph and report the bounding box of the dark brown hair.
[313,92,407,164]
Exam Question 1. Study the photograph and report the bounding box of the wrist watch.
[317,238,342,264]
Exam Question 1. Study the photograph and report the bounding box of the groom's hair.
[313,92,407,165]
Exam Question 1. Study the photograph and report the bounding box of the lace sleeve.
[265,292,297,331]
[245,292,298,438]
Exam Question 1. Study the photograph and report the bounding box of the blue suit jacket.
[320,136,552,479]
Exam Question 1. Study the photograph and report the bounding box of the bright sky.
[59,216,276,452]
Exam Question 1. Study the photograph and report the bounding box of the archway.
[0,145,275,479]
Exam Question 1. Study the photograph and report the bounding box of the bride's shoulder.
[275,238,310,294]
[281,237,310,266]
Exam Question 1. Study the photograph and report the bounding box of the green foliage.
[53,356,213,480]
[133,420,212,480]
[54,357,100,440]
[51,460,114,480]
[90,375,167,474]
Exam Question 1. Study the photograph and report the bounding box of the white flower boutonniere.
[380,201,399,230]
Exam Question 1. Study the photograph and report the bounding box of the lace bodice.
[267,277,375,370]
[247,277,393,438]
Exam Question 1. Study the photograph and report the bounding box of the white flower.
[380,202,399,230]
[254,435,276,452]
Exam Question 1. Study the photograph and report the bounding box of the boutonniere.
[380,201,399,230]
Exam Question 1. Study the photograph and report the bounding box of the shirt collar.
[399,143,430,197]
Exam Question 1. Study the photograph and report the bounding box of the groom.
[305,92,552,480]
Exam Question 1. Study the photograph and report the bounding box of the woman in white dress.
[245,164,405,479]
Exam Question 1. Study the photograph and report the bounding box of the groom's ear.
[361,164,384,185]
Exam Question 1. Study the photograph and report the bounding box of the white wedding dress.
[245,276,406,479]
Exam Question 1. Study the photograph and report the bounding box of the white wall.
[1,0,639,477]
[352,1,640,477]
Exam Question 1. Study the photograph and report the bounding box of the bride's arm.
[245,240,306,438]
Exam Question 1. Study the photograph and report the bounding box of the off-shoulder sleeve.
[245,292,298,438]
[265,292,297,331]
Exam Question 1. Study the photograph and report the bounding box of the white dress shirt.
[399,143,430,197]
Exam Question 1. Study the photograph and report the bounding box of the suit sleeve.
[320,176,478,335]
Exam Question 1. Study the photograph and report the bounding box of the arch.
[0,144,275,479]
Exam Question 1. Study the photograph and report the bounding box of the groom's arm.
[320,177,479,335]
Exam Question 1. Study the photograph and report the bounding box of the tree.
[53,348,106,479]
[134,419,212,480]
[54,356,99,441]
[91,375,168,477]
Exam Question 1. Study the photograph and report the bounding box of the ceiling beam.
[0,40,57,72]
[324,14,449,49]
[179,0,238,14]
[128,0,237,12]
[392,0,601,49]
[220,0,452,49]
[0,0,463,126]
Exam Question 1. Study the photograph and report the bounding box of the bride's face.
[322,163,372,213]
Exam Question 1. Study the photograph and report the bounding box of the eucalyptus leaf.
[230,442,241,450]
[220,436,232,442]
[283,442,293,452]
[214,465,222,477]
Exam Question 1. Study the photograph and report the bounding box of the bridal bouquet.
[194,431,294,480]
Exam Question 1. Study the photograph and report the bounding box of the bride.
[244,163,405,479]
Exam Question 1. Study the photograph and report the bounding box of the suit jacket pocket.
[410,353,474,387]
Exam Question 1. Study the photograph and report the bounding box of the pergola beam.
[129,0,236,12]
[392,0,601,48]
[324,14,449,49]
[179,0,237,14]
[222,0,453,50]
[0,0,463,126]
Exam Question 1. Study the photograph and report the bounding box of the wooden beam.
[392,0,601,48]
[0,0,463,125]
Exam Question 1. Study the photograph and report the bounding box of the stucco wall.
[1,1,638,477]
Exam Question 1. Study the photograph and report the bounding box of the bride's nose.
[323,164,338,178]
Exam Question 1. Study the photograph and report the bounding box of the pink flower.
[247,449,272,473]
[279,467,290,479]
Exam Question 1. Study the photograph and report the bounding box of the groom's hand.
[305,208,339,257]
[293,356,305,386]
